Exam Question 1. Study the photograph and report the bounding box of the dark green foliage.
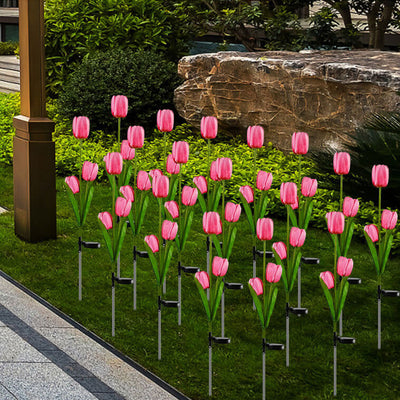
[56,48,182,135]
[0,41,18,56]
[44,0,192,95]
[306,7,339,48]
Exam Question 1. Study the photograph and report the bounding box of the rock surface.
[174,50,400,152]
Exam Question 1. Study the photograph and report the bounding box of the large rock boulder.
[174,50,400,152]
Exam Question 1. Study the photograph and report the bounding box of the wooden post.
[13,0,56,242]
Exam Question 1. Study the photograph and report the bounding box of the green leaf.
[303,199,313,230]
[319,277,336,322]
[288,206,298,227]
[225,226,237,259]
[280,263,289,293]
[266,286,278,328]
[195,278,211,321]
[211,184,222,211]
[211,280,224,322]
[248,283,265,328]
[240,193,255,235]
[337,280,349,321]
[127,211,136,236]
[66,188,81,226]
[211,234,222,257]
[289,250,302,292]
[114,221,127,263]
[259,193,269,220]
[161,244,174,285]
[98,220,113,262]
[81,184,94,226]
[197,192,207,213]
[167,175,178,201]
[136,194,149,235]
[381,233,394,274]
[144,240,160,285]
[364,231,380,275]
[343,220,355,257]
[180,209,194,251]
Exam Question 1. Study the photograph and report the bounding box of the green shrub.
[0,92,20,164]
[56,48,182,136]
[0,41,18,56]
[44,0,192,95]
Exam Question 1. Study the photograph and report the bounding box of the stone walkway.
[0,271,188,400]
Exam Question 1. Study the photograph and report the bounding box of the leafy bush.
[56,48,182,136]
[0,92,20,164]
[0,41,18,56]
[44,0,192,95]
[306,7,339,48]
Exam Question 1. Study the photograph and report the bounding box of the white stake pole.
[209,338,212,397]
[333,336,337,397]
[262,341,266,400]
[112,282,115,337]
[158,298,162,360]
[286,304,290,367]
[221,288,225,337]
[178,268,182,326]
[133,248,137,310]
[297,266,301,308]
[78,239,82,301]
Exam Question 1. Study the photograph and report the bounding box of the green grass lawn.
[1,163,400,399]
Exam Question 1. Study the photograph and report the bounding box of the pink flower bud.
[256,171,273,191]
[157,109,174,132]
[166,154,180,175]
[115,197,132,217]
[119,185,134,202]
[182,186,198,206]
[292,132,309,155]
[111,95,128,118]
[149,169,163,180]
[145,235,159,253]
[364,224,379,242]
[162,220,178,241]
[290,196,299,210]
[266,263,282,283]
[333,152,351,175]
[326,212,345,234]
[195,271,210,289]
[203,212,222,235]
[104,152,123,175]
[152,175,169,198]
[372,164,389,188]
[120,140,135,161]
[320,271,334,289]
[193,176,207,194]
[82,161,98,182]
[172,141,189,164]
[127,126,144,148]
[212,256,229,277]
[280,182,297,205]
[343,197,359,217]
[272,242,287,260]
[216,157,232,180]
[289,227,306,247]
[201,116,218,139]
[337,256,353,277]
[381,210,397,230]
[247,125,264,149]
[256,218,274,241]
[98,211,113,230]
[301,177,317,197]
[239,185,254,203]
[210,160,219,181]
[164,201,179,219]
[65,176,79,194]
[249,277,263,296]
[137,171,151,191]
[72,116,90,139]
[225,202,241,223]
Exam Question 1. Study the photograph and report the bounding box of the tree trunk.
[375,0,396,49]
[322,0,354,29]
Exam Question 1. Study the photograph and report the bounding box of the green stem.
[340,175,343,211]
[207,139,211,210]
[263,240,266,310]
[112,176,116,248]
[334,235,337,307]
[178,167,182,259]
[117,117,121,146]
[253,148,257,218]
[134,154,138,232]
[222,181,225,245]
[286,205,290,268]
[209,241,213,311]
[298,154,302,223]
[163,132,167,173]
[79,141,83,217]
[159,199,162,271]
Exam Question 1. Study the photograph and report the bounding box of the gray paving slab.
[0,362,98,400]
[0,383,17,399]
[0,326,50,363]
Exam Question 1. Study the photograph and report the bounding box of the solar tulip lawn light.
[157,109,174,173]
[248,263,284,400]
[111,95,128,145]
[364,164,399,349]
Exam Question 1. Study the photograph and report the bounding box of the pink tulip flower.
[65,176,79,194]
[73,116,90,139]
[239,185,254,203]
[301,177,317,197]
[172,141,189,164]
[145,235,159,253]
[256,171,273,191]
[164,201,179,219]
[127,126,144,148]
[343,197,359,217]
[111,95,128,118]
[326,212,345,234]
[195,271,210,289]
[98,211,112,230]
[203,212,222,235]
[256,218,274,241]
[166,154,180,175]
[152,175,169,198]
[216,157,232,180]
[364,224,379,242]
[266,263,282,283]
[320,271,334,289]
[381,210,397,230]
[210,161,219,181]
[247,125,264,149]
[182,186,198,206]
[157,109,174,132]
[372,164,389,188]
[292,132,309,155]
[104,152,123,175]
[137,171,151,191]
[162,220,178,241]
[121,140,135,161]
[201,116,218,139]
[120,185,134,202]
[193,176,207,194]
[337,256,353,277]
[333,152,351,175]
[272,242,287,260]
[82,161,98,182]
[149,169,163,180]
[290,196,299,210]
[290,227,306,247]
[212,256,229,277]
[115,197,132,217]
[225,202,241,223]
[249,277,263,295]
[280,182,297,205]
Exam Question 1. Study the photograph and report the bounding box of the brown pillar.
[13,0,56,242]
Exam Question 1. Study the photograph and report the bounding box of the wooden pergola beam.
[13,0,56,242]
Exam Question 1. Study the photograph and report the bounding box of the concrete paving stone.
[63,363,96,378]
[92,393,126,400]
[0,383,17,399]
[0,362,98,400]
[74,377,116,393]
[41,349,76,365]
[0,327,50,363]
[38,328,177,400]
